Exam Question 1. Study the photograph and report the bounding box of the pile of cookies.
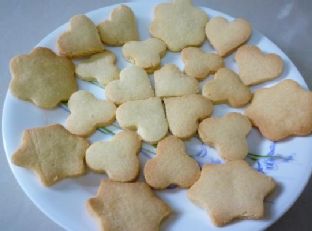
[9,0,312,230]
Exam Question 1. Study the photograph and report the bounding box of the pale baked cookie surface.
[9,47,77,109]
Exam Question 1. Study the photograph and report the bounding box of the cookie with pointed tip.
[105,66,154,105]
[202,68,252,107]
[164,94,213,139]
[9,47,77,109]
[87,180,171,231]
[188,160,276,226]
[122,38,166,73]
[206,17,252,56]
[116,97,168,144]
[235,45,284,85]
[181,47,224,80]
[66,90,116,136]
[198,113,251,161]
[154,64,199,97]
[57,15,103,58]
[150,0,208,51]
[86,131,141,182]
[12,124,89,186]
[97,5,139,46]
[246,79,312,140]
[75,51,120,87]
[144,136,200,189]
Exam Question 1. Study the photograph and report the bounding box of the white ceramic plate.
[3,1,312,231]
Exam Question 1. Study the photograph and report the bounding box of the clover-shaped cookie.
[154,64,199,97]
[57,15,103,58]
[87,180,171,231]
[235,45,284,85]
[206,17,252,56]
[164,94,213,139]
[122,38,167,73]
[188,160,276,226]
[66,90,116,136]
[9,47,77,109]
[116,97,168,143]
[75,51,120,87]
[202,68,252,107]
[198,112,251,161]
[150,0,208,51]
[86,131,141,182]
[105,66,154,105]
[144,136,200,189]
[97,5,139,46]
[12,124,89,186]
[181,47,224,80]
[246,79,312,140]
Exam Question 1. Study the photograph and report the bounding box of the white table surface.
[1,0,311,230]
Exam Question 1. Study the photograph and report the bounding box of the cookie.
[164,94,213,139]
[206,17,252,56]
[202,68,252,107]
[150,0,208,51]
[144,135,200,189]
[122,38,166,73]
[235,45,284,85]
[87,180,171,231]
[105,66,154,105]
[57,15,103,58]
[188,160,276,226]
[86,131,141,182]
[66,90,116,136]
[154,64,199,97]
[245,79,312,140]
[12,124,89,186]
[97,5,139,46]
[116,97,168,144]
[9,47,77,109]
[198,112,251,161]
[75,51,120,87]
[181,47,224,80]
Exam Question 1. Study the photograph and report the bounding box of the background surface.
[1,0,311,230]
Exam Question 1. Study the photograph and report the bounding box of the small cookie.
[150,0,208,51]
[87,180,171,231]
[164,94,213,139]
[105,66,154,105]
[57,15,103,58]
[97,5,139,46]
[75,51,120,87]
[181,47,224,80]
[144,135,200,189]
[246,79,312,140]
[198,112,251,161]
[154,64,199,97]
[9,47,77,109]
[122,38,166,73]
[206,17,252,56]
[86,131,141,182]
[202,68,252,107]
[235,45,284,85]
[188,160,276,226]
[12,124,89,186]
[116,97,168,144]
[66,90,116,136]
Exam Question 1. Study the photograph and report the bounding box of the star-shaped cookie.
[188,160,276,226]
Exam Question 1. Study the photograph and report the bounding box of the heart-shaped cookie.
[57,15,103,58]
[154,64,199,97]
[206,17,252,56]
[97,5,139,46]
[235,45,284,85]
[105,66,154,105]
